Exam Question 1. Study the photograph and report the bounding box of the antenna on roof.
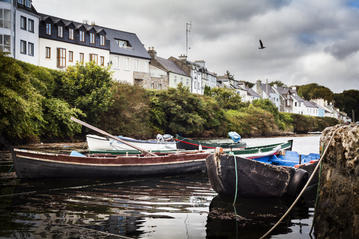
[186,22,192,57]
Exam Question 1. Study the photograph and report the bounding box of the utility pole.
[186,22,192,57]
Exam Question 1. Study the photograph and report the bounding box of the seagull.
[258,39,266,49]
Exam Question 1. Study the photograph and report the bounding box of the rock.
[314,123,359,239]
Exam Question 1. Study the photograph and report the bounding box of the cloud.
[34,0,359,93]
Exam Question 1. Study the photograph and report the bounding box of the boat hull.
[87,134,177,152]
[206,153,308,198]
[175,135,247,150]
[13,149,209,179]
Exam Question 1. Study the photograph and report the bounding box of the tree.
[334,90,359,120]
[206,87,244,110]
[53,62,113,124]
[297,83,334,102]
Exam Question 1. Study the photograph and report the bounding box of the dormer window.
[25,0,31,8]
[58,26,63,38]
[69,28,74,40]
[46,23,51,35]
[90,33,95,44]
[115,39,131,48]
[79,30,85,42]
[100,35,105,46]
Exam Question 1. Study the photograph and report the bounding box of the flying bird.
[258,39,266,49]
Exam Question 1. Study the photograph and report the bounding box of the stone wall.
[314,123,359,238]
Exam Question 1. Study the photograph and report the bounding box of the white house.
[253,81,281,109]
[38,14,110,71]
[148,47,191,90]
[14,0,39,65]
[1,0,39,65]
[0,0,14,56]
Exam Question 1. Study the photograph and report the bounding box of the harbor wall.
[314,123,359,238]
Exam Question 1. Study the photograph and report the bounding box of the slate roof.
[292,94,305,102]
[276,86,290,95]
[38,13,150,60]
[303,100,318,108]
[154,56,188,76]
[247,88,261,98]
[259,83,275,94]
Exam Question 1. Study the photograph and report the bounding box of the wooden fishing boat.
[86,134,177,152]
[206,150,312,198]
[12,148,210,179]
[175,135,247,150]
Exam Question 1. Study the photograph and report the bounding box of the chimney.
[82,20,89,24]
[194,60,205,68]
[178,54,187,61]
[148,46,157,58]
[91,21,96,26]
[256,80,262,96]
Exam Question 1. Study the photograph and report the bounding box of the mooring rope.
[230,152,239,206]
[259,128,339,239]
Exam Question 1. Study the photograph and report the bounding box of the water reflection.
[206,195,313,239]
[0,135,319,239]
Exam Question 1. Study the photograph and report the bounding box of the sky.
[34,0,359,93]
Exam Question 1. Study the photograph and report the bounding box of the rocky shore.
[314,123,359,238]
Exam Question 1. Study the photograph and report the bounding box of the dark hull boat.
[206,151,310,198]
[175,135,247,150]
[12,149,210,179]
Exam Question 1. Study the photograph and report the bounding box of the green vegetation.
[0,54,346,147]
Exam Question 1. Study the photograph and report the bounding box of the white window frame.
[90,32,95,44]
[28,42,34,56]
[100,35,105,46]
[58,26,63,38]
[69,28,74,40]
[79,30,85,42]
[20,40,26,54]
[28,19,34,33]
[20,16,26,30]
[46,23,51,35]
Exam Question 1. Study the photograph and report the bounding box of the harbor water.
[0,135,320,238]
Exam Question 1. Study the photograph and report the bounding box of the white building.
[14,0,39,65]
[37,13,150,86]
[0,0,14,56]
[0,0,39,65]
[253,81,281,109]
[147,47,191,90]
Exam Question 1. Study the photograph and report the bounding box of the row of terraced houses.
[0,0,351,122]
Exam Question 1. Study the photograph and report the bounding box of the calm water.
[0,135,320,239]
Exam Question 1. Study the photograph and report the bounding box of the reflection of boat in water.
[206,195,311,239]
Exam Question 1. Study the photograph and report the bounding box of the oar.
[71,117,157,156]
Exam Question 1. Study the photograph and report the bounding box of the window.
[28,19,34,32]
[0,9,11,29]
[57,48,66,68]
[28,42,34,56]
[90,33,95,44]
[115,39,131,48]
[20,40,26,54]
[79,30,84,42]
[79,52,84,63]
[20,16,26,30]
[100,56,104,66]
[100,35,105,46]
[58,26,63,38]
[17,0,23,4]
[0,34,11,53]
[68,51,73,62]
[89,53,98,64]
[45,47,51,58]
[69,28,74,40]
[46,23,51,35]
[25,0,31,8]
